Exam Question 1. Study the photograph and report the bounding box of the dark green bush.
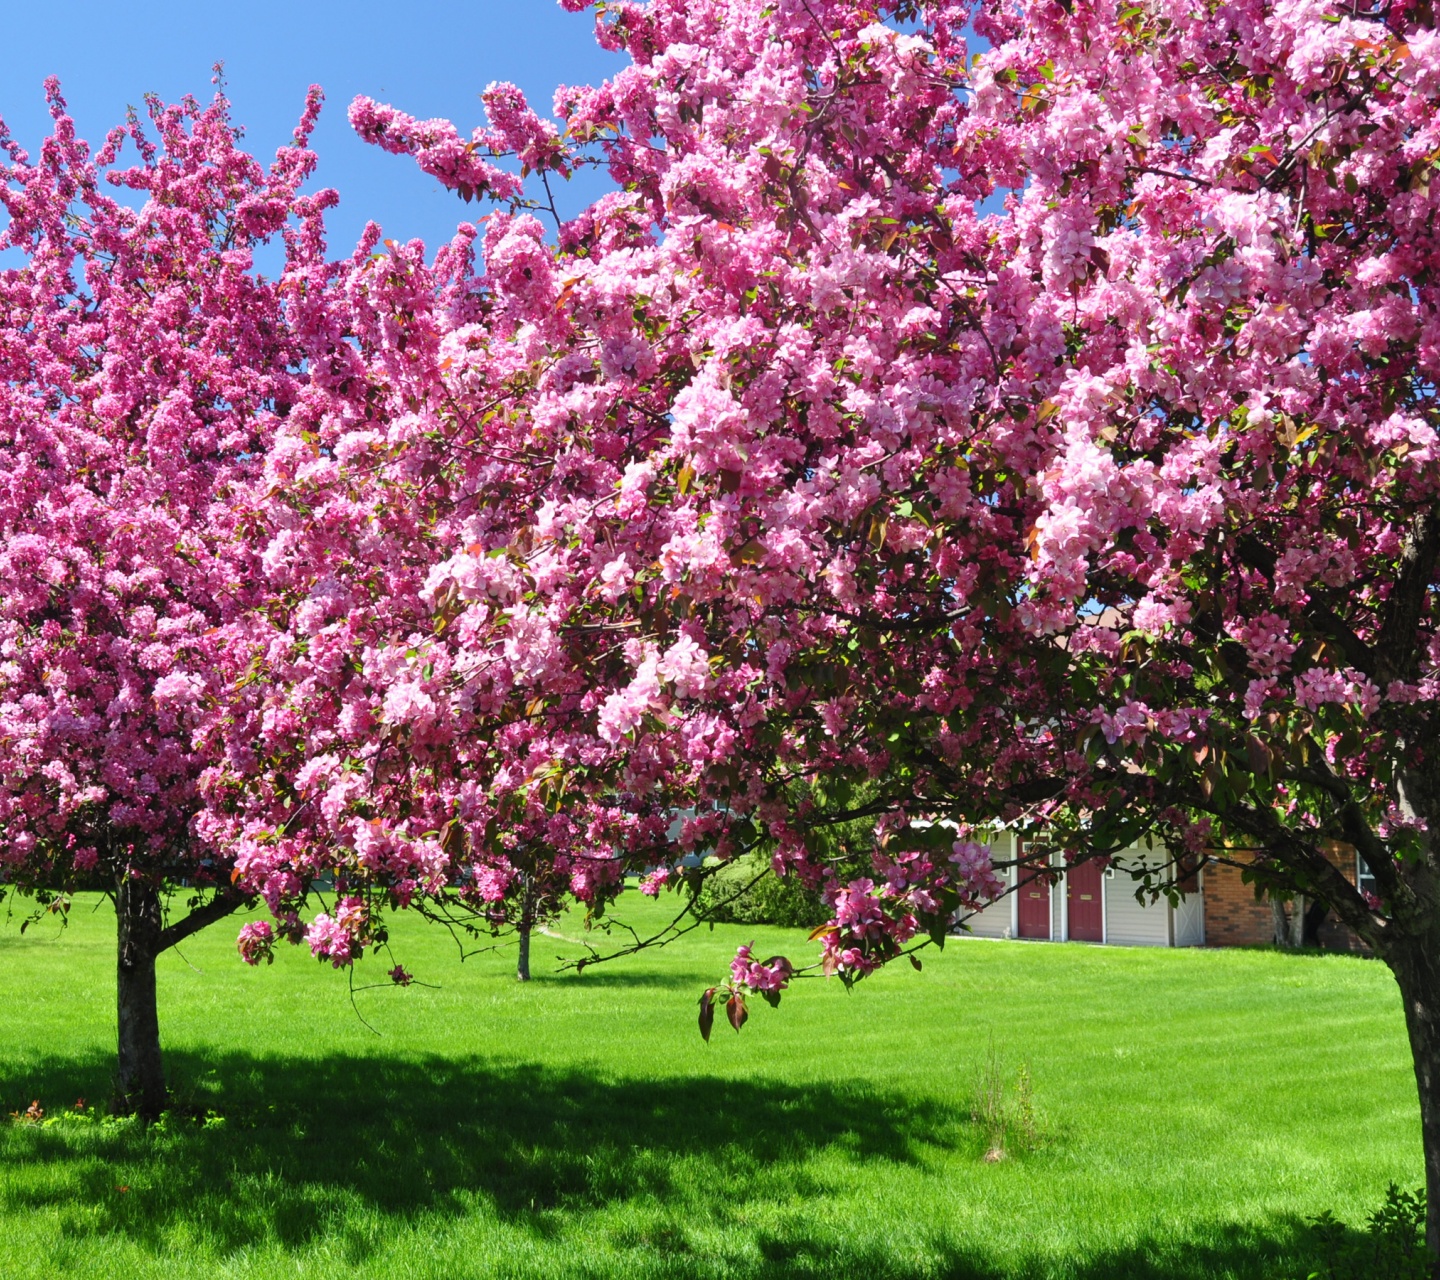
[691,857,830,929]
[1302,1183,1428,1280]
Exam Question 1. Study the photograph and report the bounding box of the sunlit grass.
[0,892,1419,1278]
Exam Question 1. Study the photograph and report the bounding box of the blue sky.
[1,0,625,258]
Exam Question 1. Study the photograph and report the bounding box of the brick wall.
[1202,859,1273,946]
[1203,843,1366,950]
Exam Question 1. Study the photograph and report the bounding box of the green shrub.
[1303,1183,1428,1280]
[691,857,830,928]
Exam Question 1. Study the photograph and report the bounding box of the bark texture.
[115,879,166,1118]
[1391,941,1440,1276]
[1271,898,1290,948]
[1376,855,1440,1276]
[515,871,538,982]
[516,919,532,983]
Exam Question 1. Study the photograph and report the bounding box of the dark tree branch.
[158,888,249,953]
[1375,505,1440,685]
[1280,757,1401,893]
[1203,794,1382,943]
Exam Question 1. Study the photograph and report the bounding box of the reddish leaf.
[726,993,748,1032]
[698,987,716,1042]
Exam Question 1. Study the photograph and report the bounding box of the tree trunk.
[516,917,532,982]
[1271,897,1291,948]
[1388,936,1440,1276]
[115,879,167,1118]
[1270,895,1311,949]
[515,871,537,982]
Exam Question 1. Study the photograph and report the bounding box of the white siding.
[959,834,1013,938]
[1103,879,1171,945]
[1173,877,1205,946]
[1101,850,1172,947]
[964,901,1012,938]
[1051,849,1065,941]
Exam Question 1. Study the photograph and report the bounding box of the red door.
[1016,868,1051,939]
[1067,860,1104,942]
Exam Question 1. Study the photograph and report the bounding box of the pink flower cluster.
[305,897,369,968]
[950,842,1006,904]
[729,944,793,993]
[479,82,566,174]
[348,96,520,201]
[236,921,275,967]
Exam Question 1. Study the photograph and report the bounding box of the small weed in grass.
[1013,1059,1038,1150]
[6,1097,225,1137]
[969,1036,1044,1161]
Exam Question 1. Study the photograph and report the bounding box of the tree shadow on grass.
[0,1051,1316,1279]
[526,967,708,990]
[744,1218,1314,1280]
[2,1051,966,1244]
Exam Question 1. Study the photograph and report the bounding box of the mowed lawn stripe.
[0,894,1419,1279]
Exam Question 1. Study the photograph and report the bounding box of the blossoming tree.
[263,0,1440,1256]
[11,0,1439,1249]
[0,81,359,1115]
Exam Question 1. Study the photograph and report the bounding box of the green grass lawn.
[0,892,1421,1279]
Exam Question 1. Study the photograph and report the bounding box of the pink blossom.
[348,96,521,200]
[480,81,563,172]
[596,649,663,743]
[305,913,355,968]
[658,635,712,699]
[730,943,794,992]
[1099,701,1151,746]
[236,921,275,967]
[473,864,515,902]
[1295,669,1380,718]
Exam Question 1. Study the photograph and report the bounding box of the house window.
[1357,854,1378,901]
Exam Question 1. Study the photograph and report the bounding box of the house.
[960,832,1367,950]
